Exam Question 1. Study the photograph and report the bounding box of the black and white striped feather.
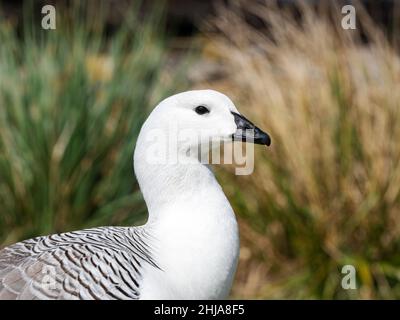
[0,226,160,300]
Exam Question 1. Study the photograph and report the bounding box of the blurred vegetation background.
[0,0,399,299]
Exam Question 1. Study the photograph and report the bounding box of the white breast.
[139,184,240,300]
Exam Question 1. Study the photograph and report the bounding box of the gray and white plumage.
[0,90,270,300]
[0,227,158,299]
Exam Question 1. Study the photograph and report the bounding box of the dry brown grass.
[198,1,400,299]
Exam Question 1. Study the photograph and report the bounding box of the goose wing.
[0,226,158,300]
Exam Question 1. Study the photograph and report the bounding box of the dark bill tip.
[231,112,271,146]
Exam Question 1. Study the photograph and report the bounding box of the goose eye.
[194,105,210,115]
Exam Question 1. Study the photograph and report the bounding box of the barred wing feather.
[0,227,159,300]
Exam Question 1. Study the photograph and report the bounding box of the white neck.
[134,139,240,299]
[136,162,222,222]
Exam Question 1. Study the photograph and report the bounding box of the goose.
[0,89,271,300]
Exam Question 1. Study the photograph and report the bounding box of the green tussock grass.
[0,2,186,245]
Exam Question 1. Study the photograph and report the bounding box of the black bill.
[231,112,271,146]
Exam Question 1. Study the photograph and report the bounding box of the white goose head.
[133,89,270,212]
[136,89,270,156]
